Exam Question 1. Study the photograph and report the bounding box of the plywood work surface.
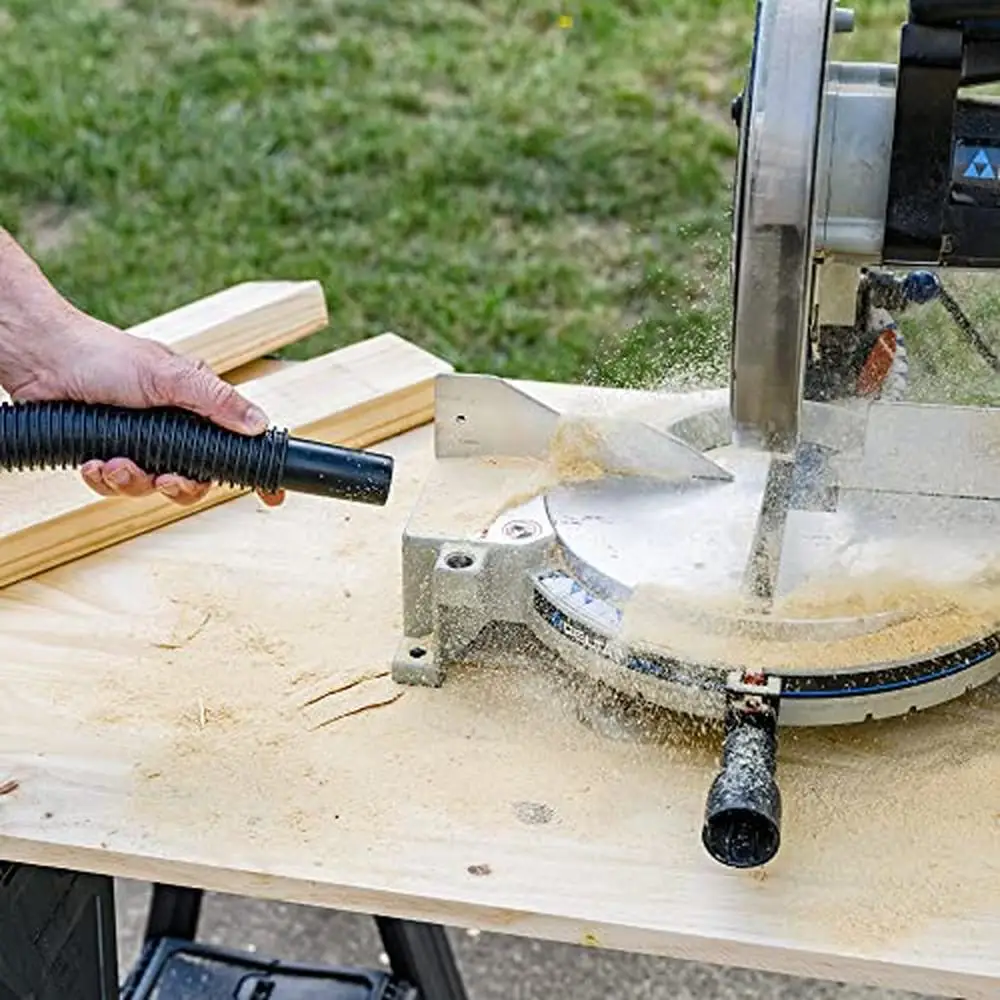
[0,381,998,999]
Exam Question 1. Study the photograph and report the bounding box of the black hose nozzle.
[702,709,782,869]
[0,400,393,506]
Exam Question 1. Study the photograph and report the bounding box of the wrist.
[0,302,82,398]
[0,230,81,394]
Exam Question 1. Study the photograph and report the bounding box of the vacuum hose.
[0,400,394,506]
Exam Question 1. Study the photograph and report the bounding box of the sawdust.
[489,415,627,519]
[289,669,320,689]
[50,475,442,855]
[622,565,1000,672]
[774,686,1000,950]
[547,419,608,484]
[512,800,555,825]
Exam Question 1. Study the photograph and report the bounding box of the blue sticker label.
[955,143,1000,182]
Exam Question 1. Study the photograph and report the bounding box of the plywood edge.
[0,834,990,1000]
[0,336,450,589]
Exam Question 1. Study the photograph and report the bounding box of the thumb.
[153,356,270,435]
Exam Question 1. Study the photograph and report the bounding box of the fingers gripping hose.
[0,400,394,506]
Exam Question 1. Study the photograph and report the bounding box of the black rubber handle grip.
[0,400,394,506]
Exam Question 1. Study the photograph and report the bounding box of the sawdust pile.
[622,564,1000,672]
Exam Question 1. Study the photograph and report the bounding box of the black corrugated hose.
[0,400,394,505]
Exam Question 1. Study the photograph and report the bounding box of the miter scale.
[392,0,1000,868]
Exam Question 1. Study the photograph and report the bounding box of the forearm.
[0,228,80,393]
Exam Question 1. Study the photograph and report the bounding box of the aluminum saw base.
[393,374,1000,726]
[391,374,1000,868]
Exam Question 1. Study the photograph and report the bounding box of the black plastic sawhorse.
[0,860,469,1000]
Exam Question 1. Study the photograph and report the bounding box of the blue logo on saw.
[962,146,998,180]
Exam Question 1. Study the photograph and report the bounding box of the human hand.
[0,309,285,507]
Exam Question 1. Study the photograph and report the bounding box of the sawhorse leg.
[143,882,202,941]
[143,884,469,1000]
[0,860,119,1000]
[375,915,469,1000]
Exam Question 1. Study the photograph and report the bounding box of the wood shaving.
[307,689,403,731]
[154,610,212,650]
[302,674,403,731]
[297,668,391,710]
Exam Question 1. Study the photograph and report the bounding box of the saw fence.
[0,281,997,1000]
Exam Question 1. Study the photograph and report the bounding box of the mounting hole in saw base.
[409,646,427,659]
[445,552,475,570]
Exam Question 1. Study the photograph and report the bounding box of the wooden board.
[227,357,297,384]
[0,380,998,999]
[125,280,328,374]
[0,333,449,590]
[0,281,329,411]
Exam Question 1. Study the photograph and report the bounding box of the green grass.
[0,0,996,398]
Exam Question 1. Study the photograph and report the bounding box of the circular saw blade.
[729,0,838,453]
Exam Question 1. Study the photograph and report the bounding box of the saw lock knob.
[0,400,394,506]
[701,683,782,869]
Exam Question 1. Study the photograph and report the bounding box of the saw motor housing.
[732,0,1000,452]
[391,0,1000,872]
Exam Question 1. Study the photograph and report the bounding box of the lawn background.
[0,0,996,402]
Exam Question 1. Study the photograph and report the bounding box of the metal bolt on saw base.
[502,520,542,541]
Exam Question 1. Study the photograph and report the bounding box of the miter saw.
[391,0,1000,869]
